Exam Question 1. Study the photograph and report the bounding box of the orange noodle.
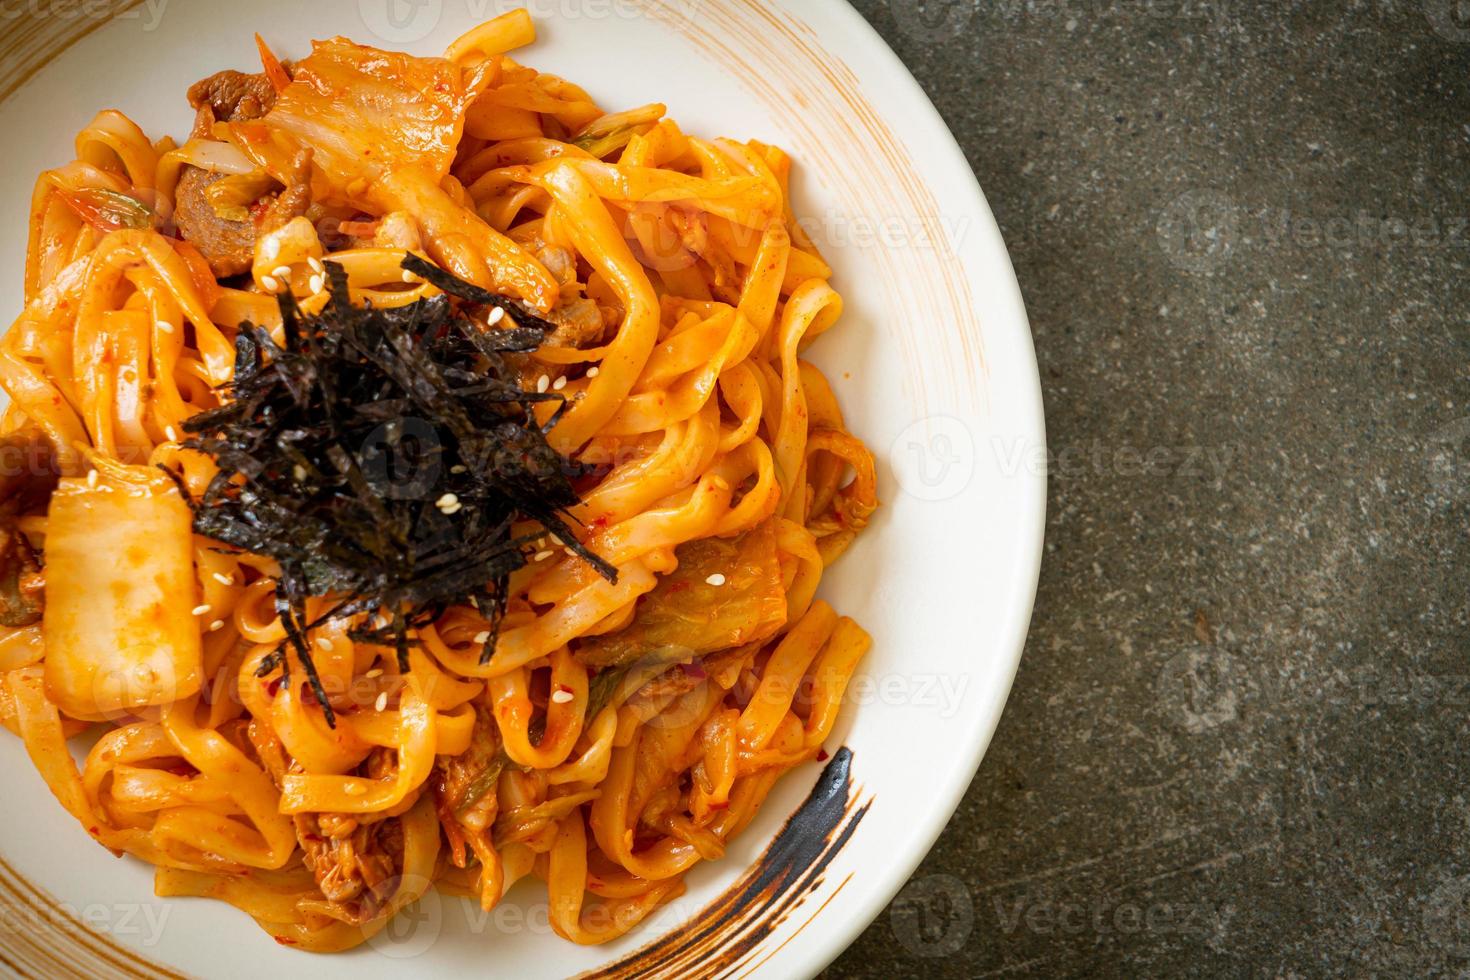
[0,10,876,949]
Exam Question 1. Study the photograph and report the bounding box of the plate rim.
[783,4,1046,975]
[0,2,1047,976]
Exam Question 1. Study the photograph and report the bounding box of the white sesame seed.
[436,493,459,508]
[536,374,550,393]
[486,306,505,325]
[705,573,726,587]
[309,274,324,294]
[86,469,98,488]
[402,270,417,283]
[474,630,490,644]
[549,534,563,546]
[365,668,383,678]
[443,502,463,515]
[551,688,574,704]
[345,782,367,795]
[262,238,281,262]
[156,319,173,334]
[96,484,114,493]
[260,275,280,293]
[191,604,211,616]
[586,366,600,378]
[564,547,577,558]
[208,619,225,631]
[374,691,388,712]
[212,572,233,585]
[534,549,552,561]
[293,465,306,481]
[552,376,567,391]
[166,426,180,442]
[315,637,332,651]
[308,256,324,274]
[272,265,292,280]
[450,464,467,474]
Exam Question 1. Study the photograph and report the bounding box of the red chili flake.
[816,748,830,762]
[265,676,284,698]
[273,936,298,946]
[87,826,100,836]
[666,580,692,595]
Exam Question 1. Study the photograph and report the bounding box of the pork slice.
[174,148,312,278]
[187,70,277,123]
[174,168,256,277]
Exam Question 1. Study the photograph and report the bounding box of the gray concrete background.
[824,1,1470,977]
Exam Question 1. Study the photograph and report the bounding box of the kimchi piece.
[42,468,202,719]
[230,37,558,309]
[576,519,787,670]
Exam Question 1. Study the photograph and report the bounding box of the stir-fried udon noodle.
[0,11,877,950]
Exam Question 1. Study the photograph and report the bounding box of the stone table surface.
[824,1,1470,977]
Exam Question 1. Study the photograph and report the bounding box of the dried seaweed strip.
[180,257,616,722]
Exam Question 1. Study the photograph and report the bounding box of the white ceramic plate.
[0,2,1044,977]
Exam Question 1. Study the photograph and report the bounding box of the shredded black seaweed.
[177,256,615,726]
